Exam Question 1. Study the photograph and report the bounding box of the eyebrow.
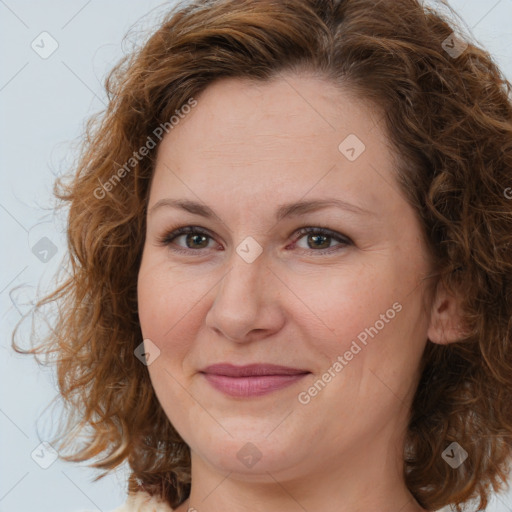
[148,198,375,220]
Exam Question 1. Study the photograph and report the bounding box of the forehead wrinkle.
[199,131,314,148]
[193,135,334,164]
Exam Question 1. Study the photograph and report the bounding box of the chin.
[202,445,297,479]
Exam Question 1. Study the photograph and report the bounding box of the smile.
[200,363,311,397]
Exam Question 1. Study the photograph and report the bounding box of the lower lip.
[202,373,309,397]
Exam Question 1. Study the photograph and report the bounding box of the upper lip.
[200,363,310,377]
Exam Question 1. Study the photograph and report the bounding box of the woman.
[13,0,512,511]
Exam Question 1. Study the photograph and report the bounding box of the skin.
[137,73,457,512]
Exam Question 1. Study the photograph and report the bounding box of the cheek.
[290,263,396,347]
[137,263,169,339]
[137,259,184,349]
[295,256,426,385]
[137,256,216,362]
[136,259,204,435]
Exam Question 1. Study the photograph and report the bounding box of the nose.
[204,249,285,343]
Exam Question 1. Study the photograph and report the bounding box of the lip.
[201,363,309,377]
[200,363,310,397]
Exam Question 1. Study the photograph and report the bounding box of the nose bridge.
[218,246,266,311]
[220,230,268,296]
[205,243,277,341]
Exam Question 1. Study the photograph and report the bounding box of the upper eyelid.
[163,225,346,239]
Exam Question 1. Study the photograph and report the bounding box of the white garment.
[110,491,175,512]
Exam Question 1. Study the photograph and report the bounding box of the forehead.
[151,74,396,213]
[165,73,384,149]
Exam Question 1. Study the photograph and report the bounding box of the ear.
[427,281,467,345]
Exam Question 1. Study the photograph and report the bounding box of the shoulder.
[108,491,175,512]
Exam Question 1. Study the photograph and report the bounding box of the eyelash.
[157,225,353,256]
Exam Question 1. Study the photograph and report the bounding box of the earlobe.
[427,281,467,345]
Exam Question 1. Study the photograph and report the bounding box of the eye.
[157,225,353,256]
[292,227,352,254]
[157,226,218,255]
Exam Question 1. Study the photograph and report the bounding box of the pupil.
[187,233,207,248]
[310,234,329,249]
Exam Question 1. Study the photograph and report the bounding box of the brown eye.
[159,226,216,254]
[183,232,210,249]
[305,233,331,249]
[158,225,351,256]
[294,227,352,254]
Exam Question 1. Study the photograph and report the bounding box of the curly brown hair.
[12,0,512,510]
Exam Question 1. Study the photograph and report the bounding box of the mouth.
[199,363,311,398]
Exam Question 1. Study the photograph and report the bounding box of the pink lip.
[200,363,310,397]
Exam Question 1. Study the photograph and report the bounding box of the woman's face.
[137,74,434,483]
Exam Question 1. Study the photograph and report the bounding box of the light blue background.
[1,1,511,511]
